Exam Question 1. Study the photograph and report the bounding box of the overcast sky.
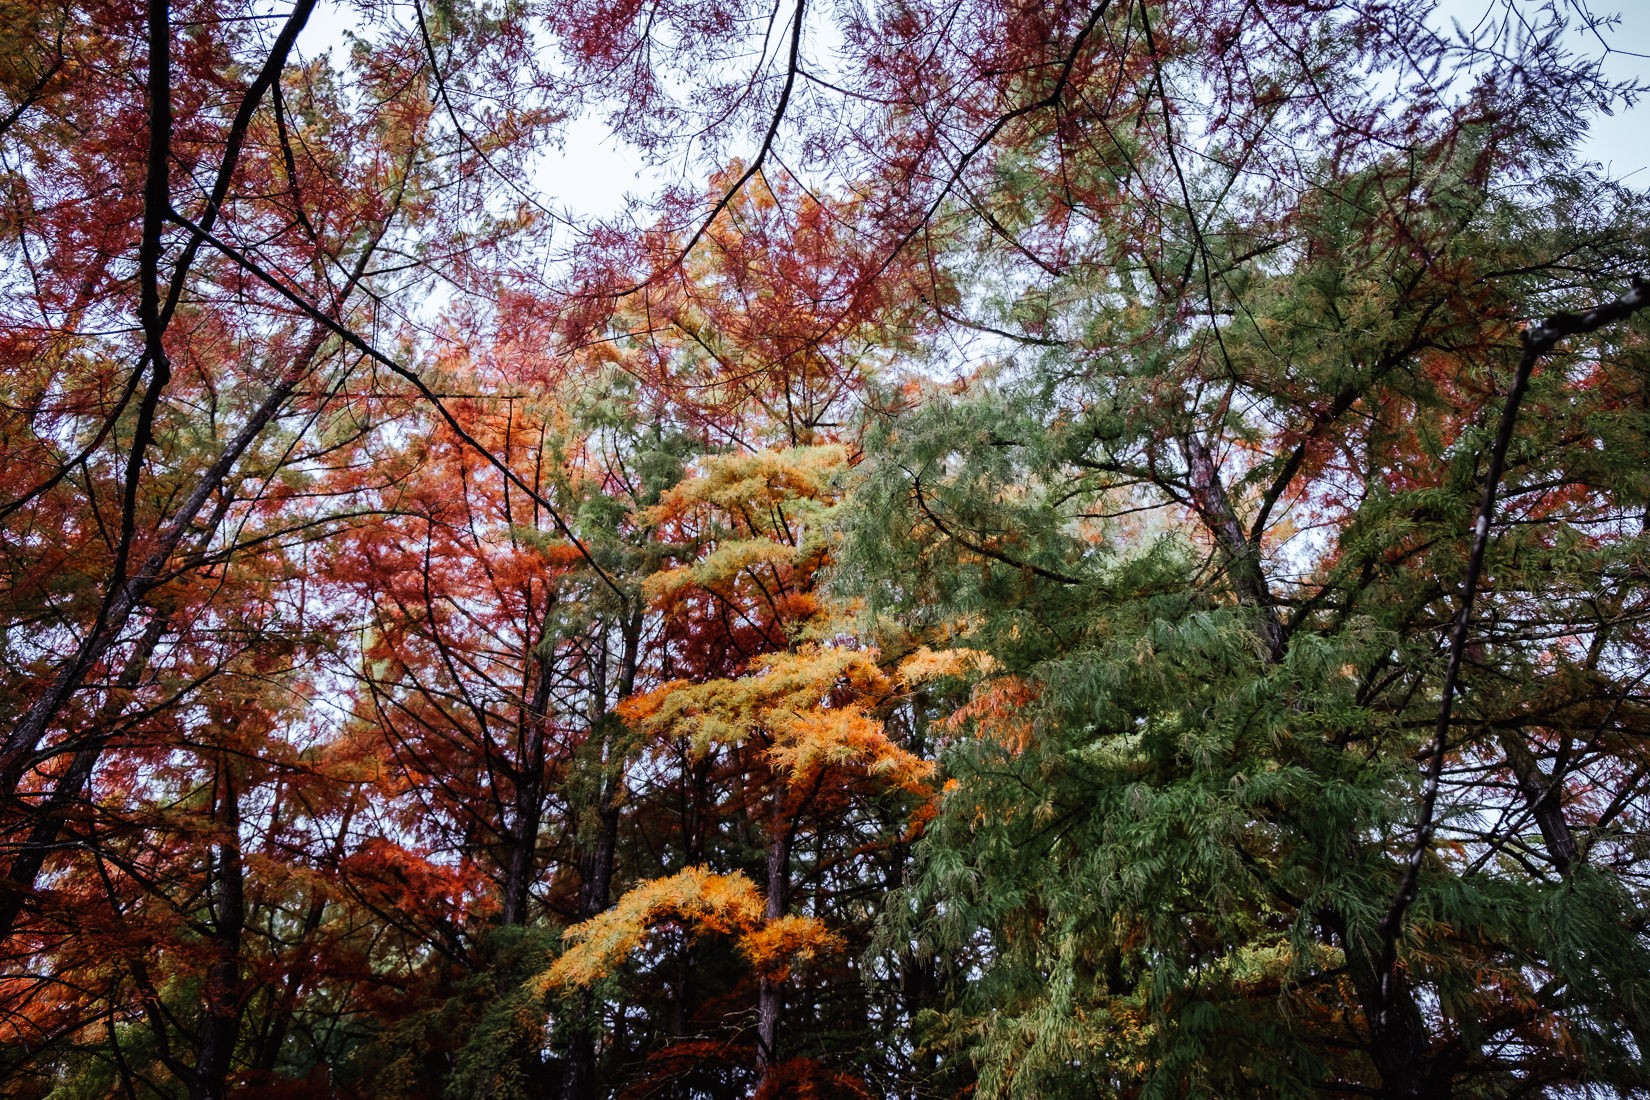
[295,0,1649,221]
[1435,0,1649,179]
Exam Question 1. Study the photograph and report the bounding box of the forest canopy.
[1,0,1648,1096]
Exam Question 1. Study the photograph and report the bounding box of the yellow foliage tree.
[543,447,937,1091]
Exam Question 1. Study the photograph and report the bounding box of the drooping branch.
[910,471,1086,587]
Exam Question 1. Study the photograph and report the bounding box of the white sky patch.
[1431,0,1650,178]
[285,0,1650,223]
[532,112,652,223]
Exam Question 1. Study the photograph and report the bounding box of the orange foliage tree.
[538,444,936,1095]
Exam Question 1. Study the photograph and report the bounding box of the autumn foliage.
[2,0,1649,1098]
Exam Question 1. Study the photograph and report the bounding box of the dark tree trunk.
[561,609,641,1100]
[191,755,246,1100]
[503,603,559,926]
[755,799,793,1084]
[1181,431,1286,659]
[1498,731,1579,876]
[250,794,357,1075]
[1329,910,1442,1100]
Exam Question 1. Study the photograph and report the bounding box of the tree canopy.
[1,0,1647,1097]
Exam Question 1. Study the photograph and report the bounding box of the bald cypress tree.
[844,9,1650,1095]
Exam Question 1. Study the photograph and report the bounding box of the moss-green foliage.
[844,90,1650,1097]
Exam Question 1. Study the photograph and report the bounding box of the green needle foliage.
[844,56,1650,1099]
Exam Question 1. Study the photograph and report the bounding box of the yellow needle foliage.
[619,646,932,795]
[536,867,837,990]
[620,646,884,751]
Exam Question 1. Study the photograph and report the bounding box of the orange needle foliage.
[536,866,838,990]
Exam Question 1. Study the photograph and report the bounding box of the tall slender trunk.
[561,609,642,1100]
[1498,731,1578,876]
[503,603,559,926]
[559,805,617,1100]
[192,753,246,1100]
[250,794,358,1074]
[755,796,792,1082]
[501,751,548,925]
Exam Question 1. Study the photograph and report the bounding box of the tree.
[840,4,1650,1093]
[539,444,935,1096]
[1,0,558,1093]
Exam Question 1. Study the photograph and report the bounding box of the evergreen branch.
[909,472,1086,586]
[1375,275,1650,1028]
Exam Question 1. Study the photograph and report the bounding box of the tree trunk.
[503,603,558,926]
[1327,909,1441,1099]
[1181,431,1285,659]
[561,610,641,1100]
[192,754,246,1100]
[1182,434,1444,1093]
[756,801,792,1082]
[1498,731,1579,876]
[250,794,357,1074]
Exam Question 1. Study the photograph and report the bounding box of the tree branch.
[1375,275,1650,1026]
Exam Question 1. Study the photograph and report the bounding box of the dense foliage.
[1,0,1647,1097]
